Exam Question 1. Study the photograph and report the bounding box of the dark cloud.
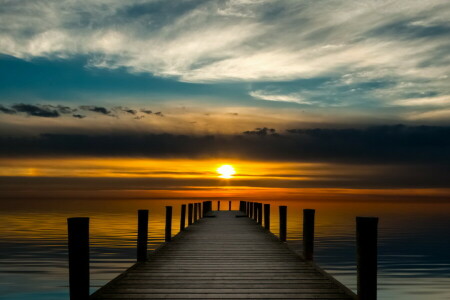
[48,105,77,114]
[243,127,277,136]
[80,105,113,116]
[0,124,438,189]
[0,105,16,114]
[114,106,137,115]
[0,103,166,119]
[1,125,449,166]
[11,104,60,118]
[140,109,153,115]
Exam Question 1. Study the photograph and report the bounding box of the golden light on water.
[217,164,236,179]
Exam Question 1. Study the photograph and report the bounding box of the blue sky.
[0,0,449,134]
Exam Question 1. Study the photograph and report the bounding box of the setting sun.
[217,164,236,179]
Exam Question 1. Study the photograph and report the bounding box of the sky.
[0,0,449,199]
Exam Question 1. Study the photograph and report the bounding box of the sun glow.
[217,164,236,179]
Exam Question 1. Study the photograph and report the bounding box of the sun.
[217,164,236,179]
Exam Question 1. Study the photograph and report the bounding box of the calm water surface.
[0,199,449,299]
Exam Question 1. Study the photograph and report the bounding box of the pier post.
[193,203,198,222]
[188,203,193,225]
[229,201,232,211]
[180,204,186,231]
[198,203,202,219]
[250,202,254,219]
[303,209,315,261]
[264,204,270,230]
[67,217,89,300]
[279,206,287,242]
[257,203,263,225]
[218,201,221,211]
[137,210,149,262]
[165,206,172,242]
[202,201,212,217]
[202,201,207,217]
[239,201,244,212]
[205,201,212,215]
[255,202,262,224]
[357,217,378,300]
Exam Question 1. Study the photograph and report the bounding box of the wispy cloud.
[393,95,450,106]
[0,0,449,114]
[1,1,448,84]
[250,90,311,104]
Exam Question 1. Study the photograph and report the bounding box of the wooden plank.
[91,211,356,300]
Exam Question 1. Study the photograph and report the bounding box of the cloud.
[114,106,137,115]
[1,125,449,166]
[11,104,60,118]
[0,0,448,115]
[0,0,448,86]
[0,105,16,114]
[140,109,153,115]
[392,95,450,106]
[50,105,77,114]
[243,127,277,136]
[249,90,311,104]
[79,105,113,116]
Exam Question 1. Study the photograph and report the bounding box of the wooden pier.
[68,201,378,300]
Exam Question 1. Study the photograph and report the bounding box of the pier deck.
[90,211,355,299]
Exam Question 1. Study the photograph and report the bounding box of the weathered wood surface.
[91,211,355,299]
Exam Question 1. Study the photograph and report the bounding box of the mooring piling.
[302,209,315,260]
[165,206,172,242]
[137,210,148,262]
[67,217,89,300]
[279,205,287,242]
[357,216,378,300]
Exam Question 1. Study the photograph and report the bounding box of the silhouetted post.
[264,204,270,230]
[254,203,259,222]
[218,201,221,211]
[198,203,202,219]
[239,201,244,212]
[257,203,263,225]
[202,201,212,217]
[137,210,148,262]
[165,206,172,242]
[194,203,198,222]
[205,201,212,215]
[229,201,232,211]
[188,203,193,225]
[67,217,89,300]
[201,201,206,217]
[303,209,315,261]
[357,217,378,300]
[250,202,254,219]
[279,206,287,242]
[180,204,186,231]
[246,202,249,216]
